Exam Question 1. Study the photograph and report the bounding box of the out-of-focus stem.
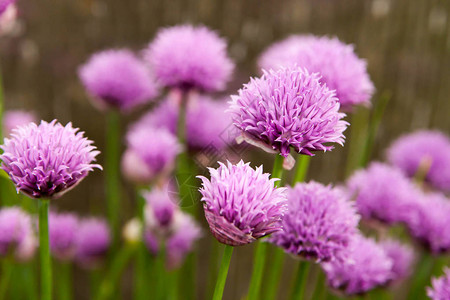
[290,261,311,300]
[263,247,285,300]
[293,155,311,183]
[58,263,72,300]
[407,252,434,300]
[106,111,121,248]
[0,259,13,300]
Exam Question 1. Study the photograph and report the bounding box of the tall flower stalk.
[39,199,52,300]
[212,245,233,300]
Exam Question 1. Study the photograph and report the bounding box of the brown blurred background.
[1,0,449,299]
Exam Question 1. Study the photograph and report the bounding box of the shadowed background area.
[1,0,449,299]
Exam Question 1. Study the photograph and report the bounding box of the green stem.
[134,190,147,300]
[180,253,196,300]
[97,245,136,300]
[212,245,234,300]
[358,92,391,168]
[0,259,13,300]
[263,247,286,300]
[345,107,370,176]
[39,199,52,300]
[311,269,326,300]
[407,253,434,300]
[293,155,311,183]
[106,111,121,247]
[290,261,311,300]
[58,263,72,300]
[247,155,285,300]
[155,243,167,300]
[206,240,221,299]
[22,263,38,300]
[167,269,179,300]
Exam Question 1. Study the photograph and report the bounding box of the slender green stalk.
[97,245,136,300]
[106,111,121,246]
[212,245,234,300]
[311,268,326,300]
[180,253,196,300]
[134,190,147,300]
[345,107,370,176]
[247,155,284,300]
[263,247,285,300]
[407,252,434,300]
[0,259,13,300]
[167,269,179,300]
[58,263,72,300]
[358,92,391,168]
[155,243,167,300]
[248,242,268,300]
[206,240,221,299]
[39,199,52,300]
[293,155,311,183]
[21,263,38,300]
[90,270,101,298]
[290,261,311,300]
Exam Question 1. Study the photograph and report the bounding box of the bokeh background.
[1,0,449,299]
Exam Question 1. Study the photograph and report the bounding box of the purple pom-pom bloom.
[347,162,421,225]
[379,239,415,282]
[79,49,158,112]
[387,130,450,192]
[145,24,234,92]
[198,160,287,246]
[258,35,374,110]
[269,181,359,262]
[406,192,450,254]
[3,110,37,136]
[428,268,450,300]
[131,94,234,151]
[229,67,348,166]
[49,212,79,261]
[76,218,110,268]
[0,207,37,261]
[0,120,102,199]
[122,126,181,184]
[322,235,393,295]
[0,0,15,15]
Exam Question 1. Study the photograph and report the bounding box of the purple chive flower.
[3,110,37,136]
[406,192,450,254]
[347,162,422,225]
[76,218,110,268]
[258,35,374,110]
[387,130,450,192]
[0,207,37,261]
[143,187,179,237]
[144,24,234,91]
[379,239,415,282]
[427,268,450,300]
[166,213,202,269]
[229,67,348,168]
[122,126,182,184]
[0,120,101,199]
[322,235,393,295]
[198,160,287,246]
[269,181,360,262]
[79,49,158,112]
[131,95,234,151]
[0,0,15,15]
[49,212,79,261]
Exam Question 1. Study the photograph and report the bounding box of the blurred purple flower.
[49,212,79,261]
[198,160,287,246]
[406,192,450,254]
[0,206,36,261]
[427,268,450,300]
[143,187,179,237]
[144,230,159,255]
[0,120,101,199]
[269,181,360,262]
[0,0,15,15]
[258,35,374,110]
[122,126,181,184]
[387,130,450,192]
[322,235,393,295]
[347,162,422,225]
[131,94,234,151]
[145,24,234,91]
[379,238,415,282]
[229,67,348,166]
[3,110,37,136]
[166,213,202,269]
[79,49,158,112]
[76,218,110,269]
